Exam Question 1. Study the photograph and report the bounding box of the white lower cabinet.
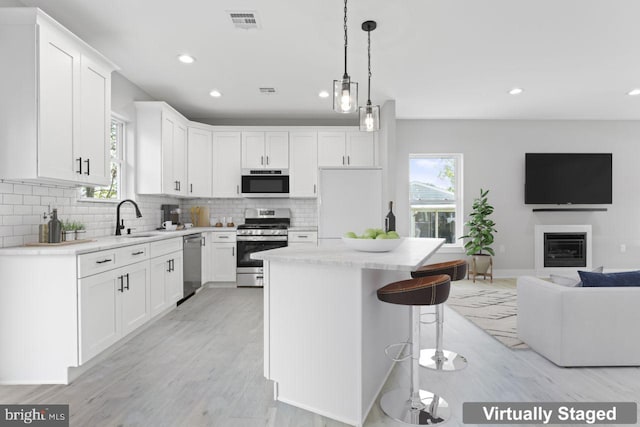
[78,261,150,364]
[288,231,318,249]
[211,231,237,282]
[150,251,184,317]
[201,232,213,283]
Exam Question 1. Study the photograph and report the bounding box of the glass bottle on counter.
[48,209,62,243]
[385,201,396,232]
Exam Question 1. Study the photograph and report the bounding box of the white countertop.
[252,237,445,271]
[0,227,222,256]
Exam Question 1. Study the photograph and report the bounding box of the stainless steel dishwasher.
[182,233,203,303]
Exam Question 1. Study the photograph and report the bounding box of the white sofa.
[517,276,640,367]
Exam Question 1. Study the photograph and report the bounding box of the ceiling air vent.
[259,87,276,94]
[227,11,260,30]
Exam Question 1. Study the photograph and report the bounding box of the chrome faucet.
[115,199,143,236]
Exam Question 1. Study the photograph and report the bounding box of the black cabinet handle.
[118,275,124,292]
[261,155,264,165]
[167,259,172,273]
[342,155,345,165]
[190,183,193,193]
[266,156,269,165]
[84,158,90,175]
[76,157,82,174]
[132,251,144,256]
[232,247,235,256]
[124,273,130,290]
[347,155,350,165]
[178,181,181,191]
[201,237,206,247]
[175,181,179,191]
[96,258,112,264]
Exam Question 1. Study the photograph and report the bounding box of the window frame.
[409,153,464,251]
[78,113,127,203]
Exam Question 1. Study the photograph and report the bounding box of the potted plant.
[62,220,75,242]
[459,188,497,282]
[74,221,86,240]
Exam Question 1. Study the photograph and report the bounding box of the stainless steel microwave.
[241,169,289,198]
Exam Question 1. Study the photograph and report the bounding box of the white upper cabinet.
[212,132,242,198]
[318,132,346,167]
[135,102,188,196]
[78,56,111,185]
[318,131,376,167]
[289,131,318,198]
[242,131,289,169]
[346,132,376,167]
[187,127,213,197]
[0,8,116,186]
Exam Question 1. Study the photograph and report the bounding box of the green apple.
[344,231,357,238]
[376,233,389,239]
[363,230,377,239]
[387,231,400,239]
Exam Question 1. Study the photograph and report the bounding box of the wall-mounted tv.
[525,153,612,205]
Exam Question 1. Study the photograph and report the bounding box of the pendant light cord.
[343,0,348,78]
[367,29,372,103]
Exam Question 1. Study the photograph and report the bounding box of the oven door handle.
[237,236,288,242]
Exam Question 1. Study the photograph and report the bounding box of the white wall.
[395,120,640,273]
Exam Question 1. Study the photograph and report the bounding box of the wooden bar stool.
[411,259,468,372]
[377,275,451,425]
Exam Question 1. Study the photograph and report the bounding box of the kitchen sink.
[125,234,155,238]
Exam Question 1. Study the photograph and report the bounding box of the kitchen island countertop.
[252,237,444,271]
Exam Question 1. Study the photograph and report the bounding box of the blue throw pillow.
[578,270,640,287]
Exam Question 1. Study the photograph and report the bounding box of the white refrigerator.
[318,167,383,243]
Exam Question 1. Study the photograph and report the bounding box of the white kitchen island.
[252,237,444,427]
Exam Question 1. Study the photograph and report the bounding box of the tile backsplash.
[0,180,318,248]
[0,180,178,248]
[180,198,317,228]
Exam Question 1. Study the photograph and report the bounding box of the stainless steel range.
[236,208,290,287]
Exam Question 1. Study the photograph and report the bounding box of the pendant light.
[333,0,358,113]
[359,20,380,131]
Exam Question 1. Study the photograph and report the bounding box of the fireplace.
[534,225,592,275]
[543,233,587,268]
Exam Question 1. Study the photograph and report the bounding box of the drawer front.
[212,232,236,243]
[78,250,118,278]
[117,243,150,266]
[150,237,183,258]
[288,231,318,243]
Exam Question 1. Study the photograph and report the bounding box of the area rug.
[445,278,529,349]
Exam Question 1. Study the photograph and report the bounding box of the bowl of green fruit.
[342,229,403,252]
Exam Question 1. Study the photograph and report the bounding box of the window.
[80,116,125,201]
[409,154,463,247]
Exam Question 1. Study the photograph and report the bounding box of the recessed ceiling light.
[628,89,640,96]
[177,54,195,64]
[318,91,330,98]
[209,90,222,98]
[509,88,524,95]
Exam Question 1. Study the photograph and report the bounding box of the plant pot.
[75,230,86,240]
[62,230,75,242]
[469,253,493,283]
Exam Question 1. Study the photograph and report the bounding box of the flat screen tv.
[525,153,612,204]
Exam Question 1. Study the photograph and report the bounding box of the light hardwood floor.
[1,287,639,426]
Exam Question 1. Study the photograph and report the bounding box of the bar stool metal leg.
[419,304,468,371]
[379,306,450,425]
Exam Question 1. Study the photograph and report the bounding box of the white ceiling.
[15,0,640,121]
